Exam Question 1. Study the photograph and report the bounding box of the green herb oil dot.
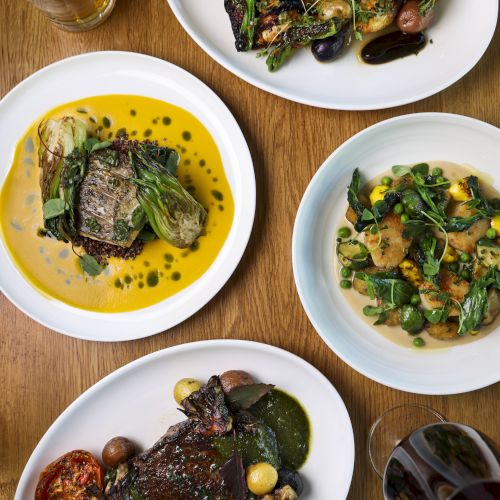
[162,116,171,125]
[164,253,174,263]
[199,160,206,167]
[147,270,159,287]
[144,129,153,138]
[114,278,123,289]
[130,109,137,116]
[124,275,133,284]
[211,190,224,201]
[182,131,192,141]
[138,281,144,289]
[103,116,112,128]
[171,272,181,281]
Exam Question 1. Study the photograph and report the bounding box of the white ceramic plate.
[167,0,498,110]
[15,339,355,499]
[0,51,255,341]
[292,113,500,395]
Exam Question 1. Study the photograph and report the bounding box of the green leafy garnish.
[79,254,104,276]
[42,198,67,219]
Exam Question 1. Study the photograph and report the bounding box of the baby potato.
[397,0,435,34]
[317,0,352,21]
[173,378,202,404]
[220,370,254,394]
[246,462,279,496]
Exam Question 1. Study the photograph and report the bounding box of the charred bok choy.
[38,116,206,276]
[337,164,500,347]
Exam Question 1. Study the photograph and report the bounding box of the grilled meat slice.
[77,148,144,248]
[108,420,231,500]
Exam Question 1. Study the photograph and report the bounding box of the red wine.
[384,423,500,500]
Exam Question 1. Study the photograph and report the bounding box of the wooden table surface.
[1,2,499,498]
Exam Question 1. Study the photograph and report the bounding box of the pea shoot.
[431,167,443,177]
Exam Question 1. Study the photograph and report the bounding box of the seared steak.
[108,420,231,500]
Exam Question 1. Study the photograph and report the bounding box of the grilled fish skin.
[77,149,145,248]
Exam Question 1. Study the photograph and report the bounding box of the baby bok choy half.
[131,143,207,249]
[38,117,88,243]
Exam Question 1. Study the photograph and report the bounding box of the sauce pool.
[361,31,426,65]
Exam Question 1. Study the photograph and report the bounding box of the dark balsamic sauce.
[362,31,426,65]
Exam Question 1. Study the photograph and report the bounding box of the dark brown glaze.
[361,31,426,65]
[110,421,231,500]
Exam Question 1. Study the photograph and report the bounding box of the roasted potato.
[425,322,459,341]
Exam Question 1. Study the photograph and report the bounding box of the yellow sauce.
[0,95,234,312]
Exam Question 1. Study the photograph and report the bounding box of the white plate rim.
[166,1,498,110]
[292,112,500,395]
[14,339,355,500]
[0,51,256,342]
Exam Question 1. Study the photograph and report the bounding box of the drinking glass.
[369,404,500,499]
[29,0,116,32]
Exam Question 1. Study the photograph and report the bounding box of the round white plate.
[0,51,255,341]
[167,0,498,110]
[15,339,355,499]
[292,113,500,395]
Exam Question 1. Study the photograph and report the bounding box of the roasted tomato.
[35,450,104,500]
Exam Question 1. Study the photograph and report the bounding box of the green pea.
[400,213,409,223]
[460,269,471,281]
[459,252,471,263]
[410,294,421,306]
[340,279,352,289]
[394,203,403,215]
[338,227,351,239]
[448,262,460,273]
[486,228,497,240]
[432,167,443,177]
[381,176,393,186]
[413,337,425,348]
[340,267,352,278]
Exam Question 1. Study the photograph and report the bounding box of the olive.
[277,469,304,496]
[220,370,254,394]
[246,462,278,495]
[311,31,346,62]
[397,0,435,34]
[102,436,136,468]
[400,304,425,334]
[174,378,202,404]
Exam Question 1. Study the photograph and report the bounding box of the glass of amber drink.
[30,0,115,31]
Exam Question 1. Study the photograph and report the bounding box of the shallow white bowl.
[15,340,355,499]
[293,113,500,395]
[167,0,498,110]
[0,51,255,341]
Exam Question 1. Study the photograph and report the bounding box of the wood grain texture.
[1,1,499,498]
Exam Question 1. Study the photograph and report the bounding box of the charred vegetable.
[311,31,346,62]
[337,240,370,270]
[131,143,207,248]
